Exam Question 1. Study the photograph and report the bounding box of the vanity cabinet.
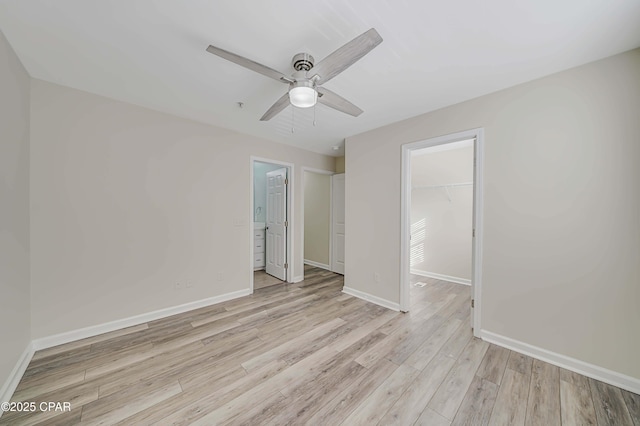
[254,225,266,270]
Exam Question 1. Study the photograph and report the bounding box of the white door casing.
[331,173,345,275]
[400,128,483,334]
[266,168,287,280]
[470,145,478,328]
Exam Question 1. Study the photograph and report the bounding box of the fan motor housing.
[292,53,314,71]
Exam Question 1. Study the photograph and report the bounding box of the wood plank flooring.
[253,270,284,290]
[1,267,637,425]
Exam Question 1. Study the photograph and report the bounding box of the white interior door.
[331,173,345,275]
[266,168,287,281]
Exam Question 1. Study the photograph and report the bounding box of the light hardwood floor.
[253,270,284,290]
[2,267,638,425]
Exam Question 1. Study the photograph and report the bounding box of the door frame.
[330,173,346,275]
[399,128,484,335]
[250,157,294,292]
[301,167,334,277]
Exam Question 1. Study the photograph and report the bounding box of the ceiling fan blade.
[260,92,291,121]
[317,87,363,117]
[309,28,383,85]
[206,45,293,83]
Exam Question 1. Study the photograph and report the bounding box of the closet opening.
[400,129,484,334]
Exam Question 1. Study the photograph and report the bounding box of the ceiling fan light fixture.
[206,28,382,120]
[289,81,317,108]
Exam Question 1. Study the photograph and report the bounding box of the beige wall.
[345,49,640,379]
[0,30,31,393]
[335,156,345,173]
[304,171,331,266]
[29,80,334,338]
[411,146,473,281]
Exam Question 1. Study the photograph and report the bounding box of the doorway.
[301,169,346,278]
[251,158,294,291]
[302,168,333,275]
[400,129,484,334]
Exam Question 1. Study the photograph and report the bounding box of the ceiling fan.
[205,28,383,121]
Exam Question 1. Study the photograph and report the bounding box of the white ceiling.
[1,0,639,156]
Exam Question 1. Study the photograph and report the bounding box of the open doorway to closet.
[251,158,293,291]
[400,129,484,334]
[302,168,345,279]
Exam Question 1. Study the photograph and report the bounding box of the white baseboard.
[0,342,35,411]
[32,289,251,351]
[342,286,400,311]
[292,275,304,283]
[304,260,331,271]
[410,269,470,286]
[479,330,640,395]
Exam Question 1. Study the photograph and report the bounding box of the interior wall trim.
[32,289,251,351]
[0,343,34,416]
[410,269,471,286]
[342,286,400,312]
[479,330,640,395]
[304,260,331,271]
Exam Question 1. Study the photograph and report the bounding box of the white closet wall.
[410,144,473,284]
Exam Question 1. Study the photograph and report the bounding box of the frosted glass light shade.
[289,86,317,108]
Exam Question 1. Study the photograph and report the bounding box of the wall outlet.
[174,282,184,290]
[217,272,224,282]
[374,272,380,283]
[186,281,193,288]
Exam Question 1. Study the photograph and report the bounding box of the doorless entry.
[400,129,484,334]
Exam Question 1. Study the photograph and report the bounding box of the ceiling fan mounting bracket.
[291,53,314,71]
